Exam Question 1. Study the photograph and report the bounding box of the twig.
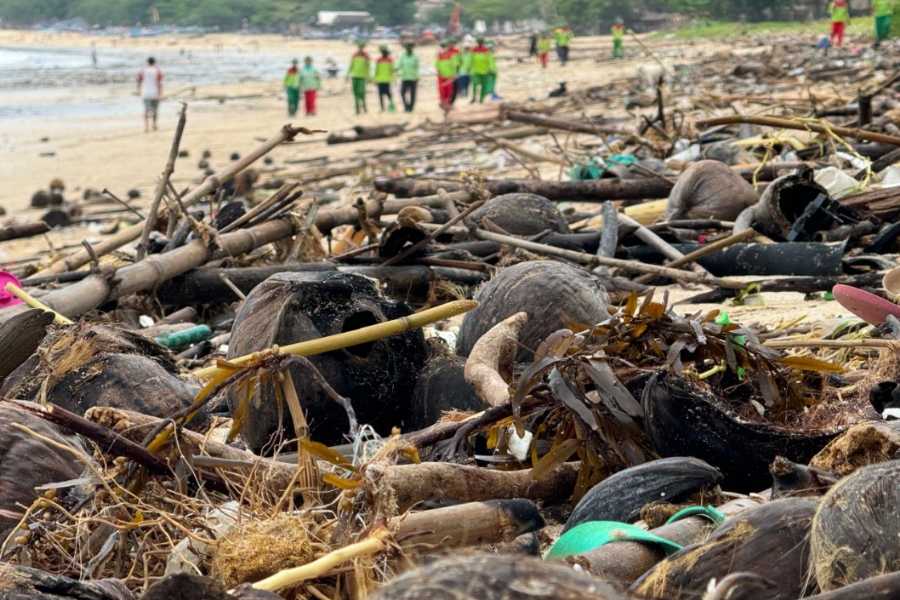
[634,228,756,284]
[381,200,485,267]
[102,189,145,220]
[696,114,900,147]
[138,103,187,260]
[3,283,72,325]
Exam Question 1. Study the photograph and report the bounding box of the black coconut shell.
[666,160,758,222]
[631,498,818,600]
[564,457,722,532]
[410,348,487,430]
[466,193,570,236]
[642,372,841,492]
[811,460,900,591]
[457,261,609,362]
[0,403,84,539]
[0,564,134,600]
[227,271,426,451]
[142,574,279,600]
[371,554,628,600]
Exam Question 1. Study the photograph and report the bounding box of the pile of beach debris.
[1,34,900,600]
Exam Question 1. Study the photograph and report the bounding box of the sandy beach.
[0,30,729,263]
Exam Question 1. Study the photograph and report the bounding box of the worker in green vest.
[397,42,420,112]
[874,0,894,47]
[374,45,396,112]
[469,38,495,103]
[347,40,371,115]
[485,39,501,101]
[554,25,573,66]
[435,39,460,111]
[283,59,300,116]
[829,0,850,47]
[536,31,551,68]
[457,39,473,99]
[611,18,625,59]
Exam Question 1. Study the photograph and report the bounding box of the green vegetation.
[0,0,415,28]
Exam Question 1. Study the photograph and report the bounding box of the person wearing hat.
[374,45,396,112]
[283,59,300,116]
[397,42,420,112]
[469,37,495,103]
[435,39,460,112]
[537,30,552,68]
[299,56,321,116]
[554,24,573,66]
[611,18,625,59]
[348,40,371,114]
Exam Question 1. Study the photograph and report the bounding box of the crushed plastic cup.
[0,271,23,309]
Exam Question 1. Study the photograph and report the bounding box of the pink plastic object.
[0,271,23,309]
[832,284,900,325]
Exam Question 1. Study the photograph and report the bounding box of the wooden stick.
[634,228,757,284]
[36,124,310,276]
[381,200,484,267]
[696,114,900,147]
[0,221,50,242]
[193,299,477,380]
[618,213,711,278]
[137,104,187,260]
[471,228,743,288]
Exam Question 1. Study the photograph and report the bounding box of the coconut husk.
[457,260,609,362]
[141,573,281,600]
[227,271,426,451]
[0,402,85,539]
[0,323,196,420]
[809,421,900,476]
[810,460,900,591]
[466,193,570,236]
[0,563,133,600]
[665,160,758,221]
[370,554,628,600]
[410,341,486,430]
[631,498,818,600]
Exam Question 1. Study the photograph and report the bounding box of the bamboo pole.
[37,124,311,276]
[696,114,900,147]
[193,299,477,380]
[251,528,391,592]
[3,283,72,326]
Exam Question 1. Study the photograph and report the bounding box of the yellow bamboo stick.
[4,283,73,326]
[193,299,477,381]
[251,528,390,592]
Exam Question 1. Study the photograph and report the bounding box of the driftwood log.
[374,176,674,201]
[361,461,579,512]
[0,221,50,242]
[0,563,133,600]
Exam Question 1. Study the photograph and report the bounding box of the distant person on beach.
[873,0,894,47]
[537,31,551,68]
[348,41,371,115]
[374,46,397,112]
[137,57,162,132]
[325,58,340,78]
[90,43,98,67]
[554,25,573,66]
[829,0,850,47]
[436,39,459,112]
[457,38,473,99]
[612,18,625,59]
[469,37,494,103]
[283,59,300,116]
[397,43,420,112]
[486,40,501,101]
[300,56,322,116]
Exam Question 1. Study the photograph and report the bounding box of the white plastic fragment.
[507,426,533,462]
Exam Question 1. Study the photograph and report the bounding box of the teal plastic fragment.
[665,505,726,526]
[607,153,638,166]
[545,520,683,560]
[155,325,212,350]
[714,312,731,326]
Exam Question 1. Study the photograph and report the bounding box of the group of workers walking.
[282,38,503,118]
[829,0,896,48]
[532,25,576,68]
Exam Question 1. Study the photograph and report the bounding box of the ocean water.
[0,43,334,122]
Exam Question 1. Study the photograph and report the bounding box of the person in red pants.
[830,0,850,47]
[299,56,321,116]
[435,39,460,112]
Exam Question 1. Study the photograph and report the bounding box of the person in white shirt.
[136,57,163,132]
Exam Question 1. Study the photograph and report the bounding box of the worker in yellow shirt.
[611,18,625,59]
